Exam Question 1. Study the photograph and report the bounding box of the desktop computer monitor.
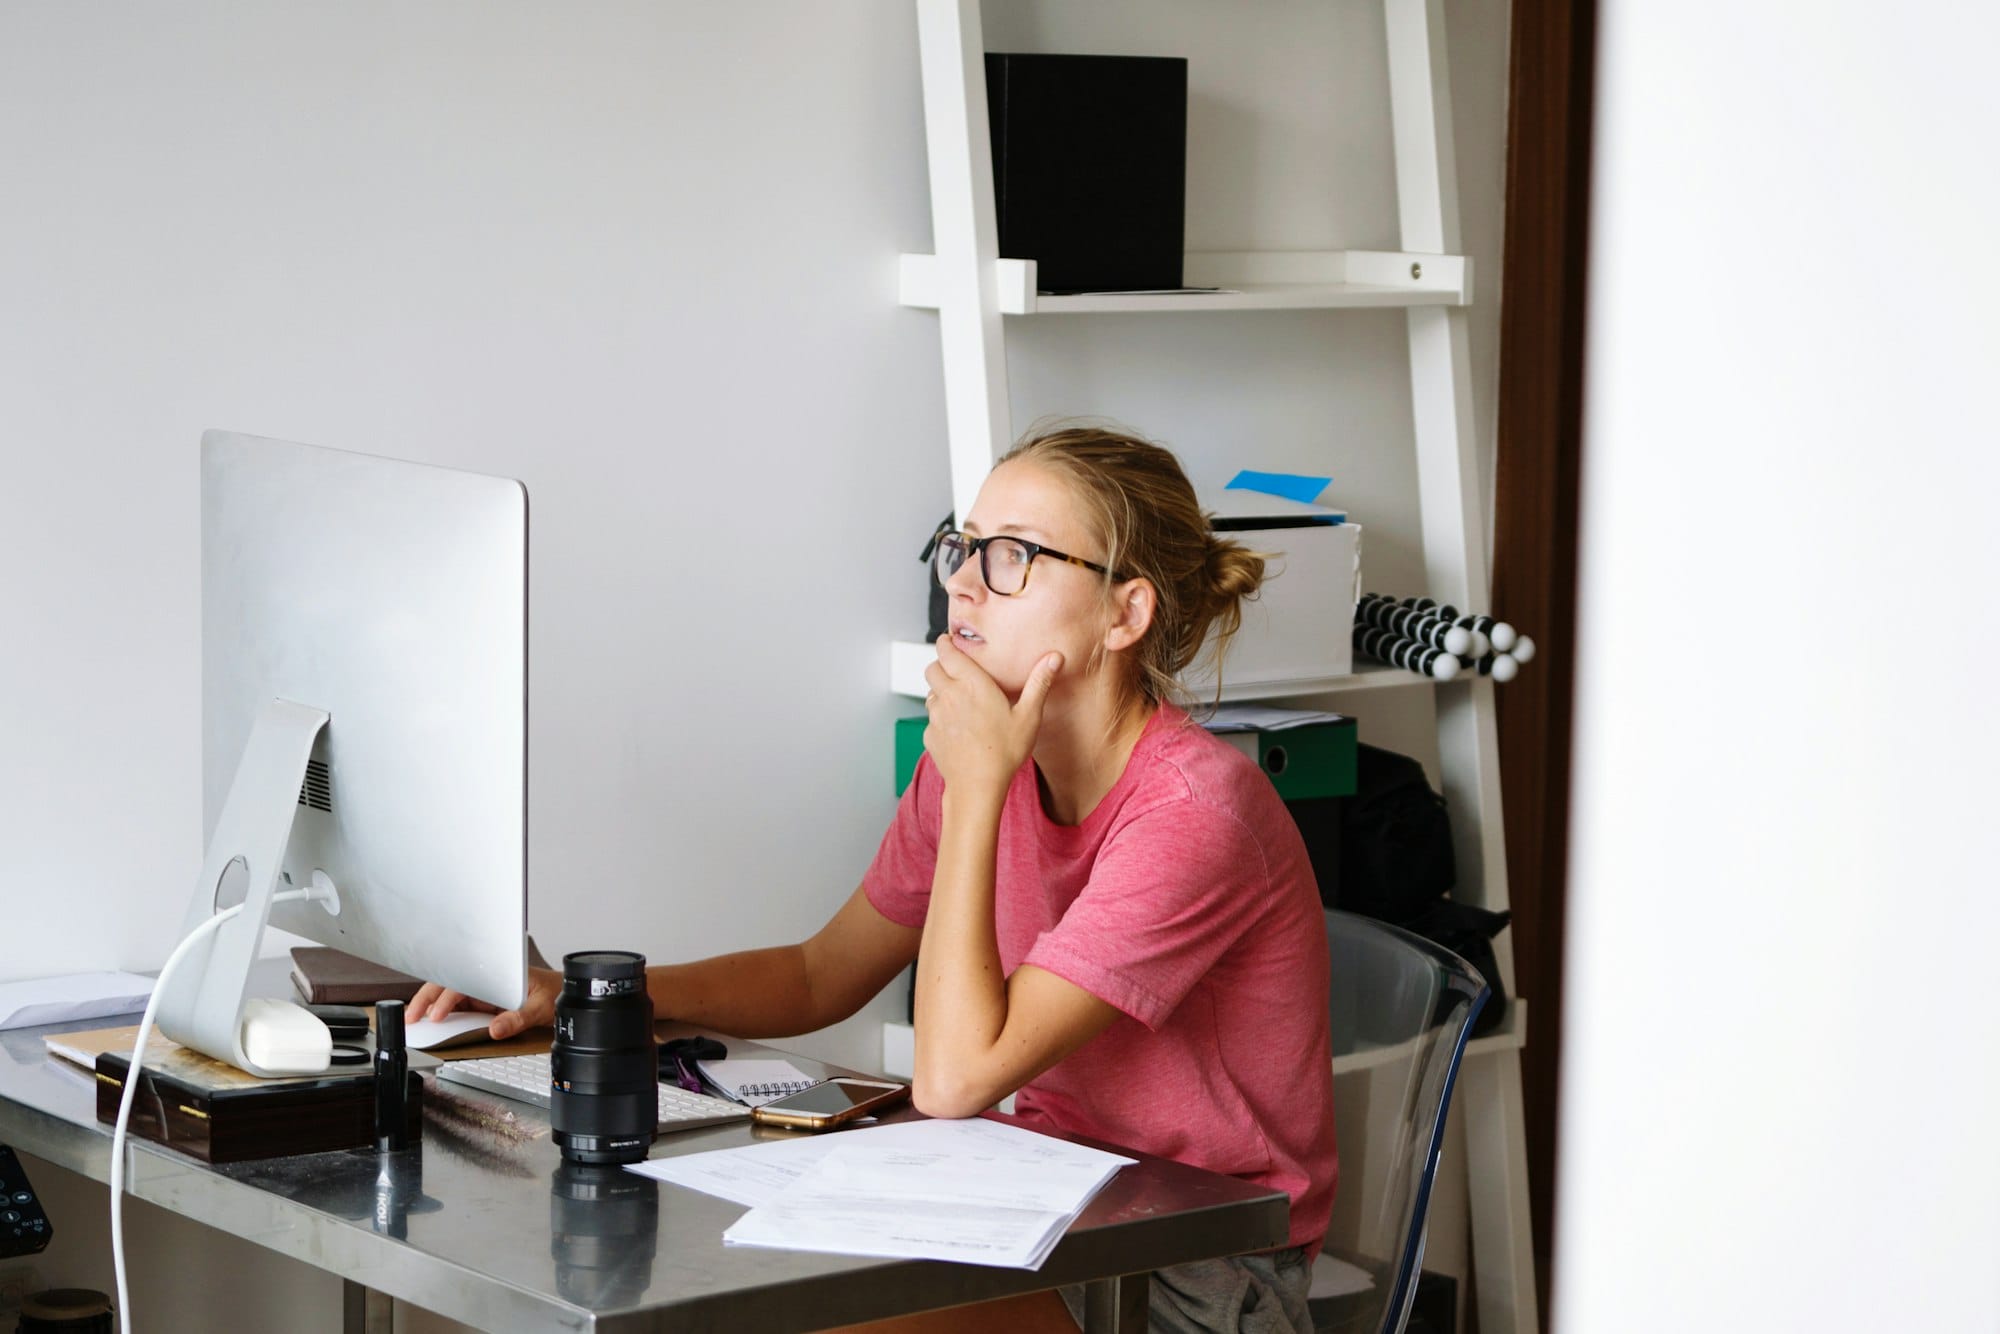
[153,430,528,1076]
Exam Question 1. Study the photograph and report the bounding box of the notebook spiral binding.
[741,1079,819,1100]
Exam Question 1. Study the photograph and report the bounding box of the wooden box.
[95,1049,420,1164]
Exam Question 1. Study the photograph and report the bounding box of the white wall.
[0,2,947,1068]
[0,3,1512,1328]
[0,0,1512,1072]
[1558,4,2000,1330]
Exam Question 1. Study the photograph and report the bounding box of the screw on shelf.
[1411,262,1424,280]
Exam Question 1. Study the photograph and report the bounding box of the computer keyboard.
[435,1053,752,1133]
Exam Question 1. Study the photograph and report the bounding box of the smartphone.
[749,1077,910,1131]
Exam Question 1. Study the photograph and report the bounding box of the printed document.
[629,1116,1133,1269]
[632,1129,838,1207]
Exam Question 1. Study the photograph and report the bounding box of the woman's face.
[942,459,1122,700]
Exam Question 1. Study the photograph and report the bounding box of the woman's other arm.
[914,642,1121,1117]
[912,785,1120,1118]
[646,884,920,1037]
[411,884,920,1041]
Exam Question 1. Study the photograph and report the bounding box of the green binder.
[896,713,1356,799]
[895,715,927,795]
[1210,717,1358,800]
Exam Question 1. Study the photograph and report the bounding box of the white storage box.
[1182,491,1360,695]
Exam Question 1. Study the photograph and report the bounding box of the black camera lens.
[551,950,656,1165]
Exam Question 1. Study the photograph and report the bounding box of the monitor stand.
[154,698,335,1077]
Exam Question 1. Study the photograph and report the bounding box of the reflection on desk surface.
[1,1017,1289,1330]
[551,1160,659,1309]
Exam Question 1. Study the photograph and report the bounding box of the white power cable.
[110,885,321,1333]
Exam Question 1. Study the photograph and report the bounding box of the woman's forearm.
[912,790,1010,1108]
[648,946,822,1039]
[645,884,924,1042]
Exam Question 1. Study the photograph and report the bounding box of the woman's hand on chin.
[923,635,1063,800]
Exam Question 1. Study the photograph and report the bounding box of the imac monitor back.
[201,429,527,1011]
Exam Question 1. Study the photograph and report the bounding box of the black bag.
[920,514,953,640]
[1326,745,1509,1037]
[1403,900,1511,1038]
[1335,744,1455,925]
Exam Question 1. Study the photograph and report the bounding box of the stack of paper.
[0,972,154,1031]
[1202,704,1349,732]
[630,1116,1132,1270]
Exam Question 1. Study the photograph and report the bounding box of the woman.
[415,425,1336,1333]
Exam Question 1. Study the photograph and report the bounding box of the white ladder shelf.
[896,4,1539,1332]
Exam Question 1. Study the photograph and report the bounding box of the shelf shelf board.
[1334,998,1529,1076]
[1022,284,1466,314]
[890,640,1431,700]
[1193,662,1436,701]
[898,251,1470,315]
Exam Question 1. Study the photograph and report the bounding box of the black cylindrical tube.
[374,999,412,1151]
[551,951,656,1165]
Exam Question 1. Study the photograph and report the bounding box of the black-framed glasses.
[924,527,1122,596]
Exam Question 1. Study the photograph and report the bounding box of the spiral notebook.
[695,1058,820,1106]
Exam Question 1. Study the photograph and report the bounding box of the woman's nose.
[944,551,986,598]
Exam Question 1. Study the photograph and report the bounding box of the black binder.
[986,53,1188,293]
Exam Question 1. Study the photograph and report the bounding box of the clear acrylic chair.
[1309,910,1491,1334]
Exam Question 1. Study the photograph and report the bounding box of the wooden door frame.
[1491,0,1596,1322]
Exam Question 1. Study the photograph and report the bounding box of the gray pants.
[1060,1248,1312,1334]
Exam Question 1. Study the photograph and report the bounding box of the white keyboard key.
[435,1052,751,1133]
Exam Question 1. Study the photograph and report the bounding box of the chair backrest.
[1314,910,1489,1334]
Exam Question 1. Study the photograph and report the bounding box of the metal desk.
[0,1019,1287,1332]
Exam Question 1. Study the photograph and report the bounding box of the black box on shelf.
[985,53,1188,293]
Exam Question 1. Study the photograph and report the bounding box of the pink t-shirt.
[864,704,1338,1255]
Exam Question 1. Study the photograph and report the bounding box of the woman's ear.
[1103,579,1157,654]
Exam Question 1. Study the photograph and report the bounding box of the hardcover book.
[289,946,425,1005]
